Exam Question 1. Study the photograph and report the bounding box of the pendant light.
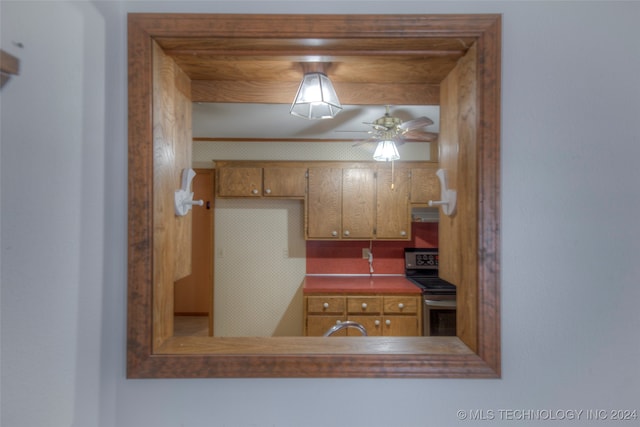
[373,139,400,162]
[373,138,400,190]
[290,63,342,120]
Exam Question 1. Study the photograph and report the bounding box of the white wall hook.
[174,168,203,216]
[428,168,457,216]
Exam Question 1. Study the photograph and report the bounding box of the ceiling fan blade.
[399,116,434,131]
[352,135,381,147]
[402,130,439,142]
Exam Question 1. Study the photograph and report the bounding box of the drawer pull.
[398,303,404,310]
[385,319,391,326]
[361,303,367,310]
[323,302,329,309]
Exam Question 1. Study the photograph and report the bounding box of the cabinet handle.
[251,188,259,195]
[265,188,271,194]
[323,302,329,309]
[331,230,338,237]
[361,302,367,310]
[374,320,380,326]
[336,320,342,325]
[343,230,350,237]
[398,303,404,310]
[400,230,407,236]
[385,319,391,326]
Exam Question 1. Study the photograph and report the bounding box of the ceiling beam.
[193,137,434,143]
[191,81,440,104]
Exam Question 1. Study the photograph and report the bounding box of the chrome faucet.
[323,320,368,337]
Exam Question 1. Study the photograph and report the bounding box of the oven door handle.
[424,299,457,308]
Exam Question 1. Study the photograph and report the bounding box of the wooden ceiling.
[155,36,475,105]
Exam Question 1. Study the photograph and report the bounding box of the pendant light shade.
[290,72,342,120]
[373,139,400,161]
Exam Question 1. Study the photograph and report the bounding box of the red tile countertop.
[303,275,421,294]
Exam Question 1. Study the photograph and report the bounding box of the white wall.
[1,2,638,427]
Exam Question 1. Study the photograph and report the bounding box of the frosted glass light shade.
[290,72,342,119]
[373,140,400,161]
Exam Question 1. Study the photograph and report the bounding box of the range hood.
[411,207,440,223]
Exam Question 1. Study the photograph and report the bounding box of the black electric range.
[404,248,456,296]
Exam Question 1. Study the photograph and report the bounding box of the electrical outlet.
[362,248,371,259]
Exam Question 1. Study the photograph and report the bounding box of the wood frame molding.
[0,49,20,88]
[128,13,501,378]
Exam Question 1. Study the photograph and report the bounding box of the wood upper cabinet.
[217,167,262,197]
[307,162,437,241]
[376,166,411,239]
[410,163,441,204]
[262,167,306,197]
[306,167,375,239]
[216,160,435,240]
[306,168,342,238]
[216,162,306,198]
[342,168,376,239]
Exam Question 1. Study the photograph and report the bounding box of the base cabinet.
[304,294,421,336]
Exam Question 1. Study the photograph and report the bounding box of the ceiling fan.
[348,105,439,149]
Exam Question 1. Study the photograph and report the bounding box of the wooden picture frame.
[128,13,501,378]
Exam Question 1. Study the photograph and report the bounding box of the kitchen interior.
[164,33,475,341]
[174,106,455,338]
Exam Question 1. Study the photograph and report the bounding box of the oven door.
[423,297,456,336]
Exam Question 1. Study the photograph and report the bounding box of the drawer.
[383,296,418,314]
[306,296,345,314]
[347,296,382,314]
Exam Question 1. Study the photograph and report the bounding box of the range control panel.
[404,248,439,270]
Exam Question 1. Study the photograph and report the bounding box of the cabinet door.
[341,168,375,239]
[382,316,419,336]
[410,165,441,204]
[306,316,346,336]
[217,167,262,197]
[347,315,382,336]
[307,168,342,238]
[376,167,411,239]
[263,167,307,197]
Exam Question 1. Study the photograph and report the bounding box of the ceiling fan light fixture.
[373,139,400,162]
[290,72,342,120]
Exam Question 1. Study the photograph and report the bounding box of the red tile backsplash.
[306,222,438,274]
